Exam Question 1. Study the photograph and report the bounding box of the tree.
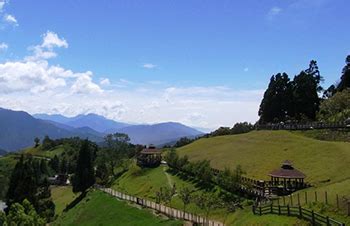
[231,122,254,134]
[337,55,350,92]
[6,156,55,221]
[174,137,194,148]
[194,192,218,219]
[179,186,192,215]
[60,157,68,174]
[4,199,45,226]
[72,139,95,193]
[42,136,55,150]
[317,89,350,122]
[98,133,130,177]
[292,70,321,121]
[258,73,293,123]
[34,137,40,148]
[49,155,60,173]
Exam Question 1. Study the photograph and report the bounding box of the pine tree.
[72,139,95,193]
[337,55,350,91]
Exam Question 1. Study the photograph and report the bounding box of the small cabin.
[48,174,70,186]
[269,160,306,195]
[136,145,162,168]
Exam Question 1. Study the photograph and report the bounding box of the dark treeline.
[259,56,350,124]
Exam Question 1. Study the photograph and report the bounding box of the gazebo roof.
[140,145,161,155]
[268,160,306,179]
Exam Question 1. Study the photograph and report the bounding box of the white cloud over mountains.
[0,31,262,129]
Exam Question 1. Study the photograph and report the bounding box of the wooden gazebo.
[269,160,306,195]
[136,145,162,168]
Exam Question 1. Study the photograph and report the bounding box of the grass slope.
[53,190,182,226]
[177,130,350,186]
[51,186,79,215]
[113,164,307,225]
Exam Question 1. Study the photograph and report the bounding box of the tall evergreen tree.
[258,73,293,123]
[337,55,350,91]
[72,139,95,193]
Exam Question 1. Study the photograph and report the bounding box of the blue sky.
[0,0,349,130]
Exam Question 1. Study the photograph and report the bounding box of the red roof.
[269,160,306,179]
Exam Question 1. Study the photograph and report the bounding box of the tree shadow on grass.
[63,191,87,212]
[166,168,215,191]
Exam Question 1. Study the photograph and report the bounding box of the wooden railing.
[95,185,224,226]
[256,122,349,131]
[253,203,345,226]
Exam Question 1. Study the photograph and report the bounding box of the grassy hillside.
[51,186,79,215]
[53,190,182,226]
[113,164,307,225]
[177,130,350,186]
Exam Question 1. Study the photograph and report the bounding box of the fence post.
[287,205,290,216]
[259,206,262,216]
[270,203,273,213]
[312,210,315,225]
[305,192,308,204]
[325,191,328,204]
[299,206,302,219]
[315,191,318,202]
[252,205,255,214]
[278,205,281,215]
[336,194,339,209]
[326,216,330,226]
[298,193,300,206]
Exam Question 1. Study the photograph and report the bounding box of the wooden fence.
[256,122,349,131]
[253,204,345,226]
[271,191,350,217]
[95,185,224,226]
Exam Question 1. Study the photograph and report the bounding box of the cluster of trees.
[206,122,254,138]
[165,149,244,193]
[0,199,45,225]
[259,56,350,124]
[2,132,137,224]
[5,156,55,222]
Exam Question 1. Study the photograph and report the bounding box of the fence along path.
[253,204,345,226]
[96,186,224,226]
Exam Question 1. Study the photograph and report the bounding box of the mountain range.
[0,108,203,152]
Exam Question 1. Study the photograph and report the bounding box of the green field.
[51,186,79,215]
[177,130,350,186]
[53,190,182,226]
[24,145,66,158]
[113,164,307,225]
[177,130,350,224]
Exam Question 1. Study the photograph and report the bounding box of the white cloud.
[3,14,17,26]
[71,72,103,94]
[26,31,68,61]
[100,78,110,85]
[0,42,8,51]
[0,1,5,11]
[0,31,263,129]
[143,63,157,69]
[244,67,249,72]
[267,7,282,19]
[41,31,68,49]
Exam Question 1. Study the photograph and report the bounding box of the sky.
[0,0,349,131]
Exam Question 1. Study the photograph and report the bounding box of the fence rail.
[95,185,224,226]
[256,122,349,131]
[271,191,350,217]
[253,204,345,226]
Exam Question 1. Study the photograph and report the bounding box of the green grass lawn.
[51,186,79,216]
[24,145,65,158]
[112,164,307,225]
[177,130,350,186]
[53,190,182,226]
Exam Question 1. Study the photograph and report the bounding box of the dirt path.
[162,166,173,188]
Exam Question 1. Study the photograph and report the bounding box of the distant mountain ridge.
[0,108,103,151]
[0,109,204,151]
[116,122,204,145]
[34,113,130,133]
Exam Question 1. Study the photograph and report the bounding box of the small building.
[136,145,162,168]
[48,174,70,186]
[269,160,306,195]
